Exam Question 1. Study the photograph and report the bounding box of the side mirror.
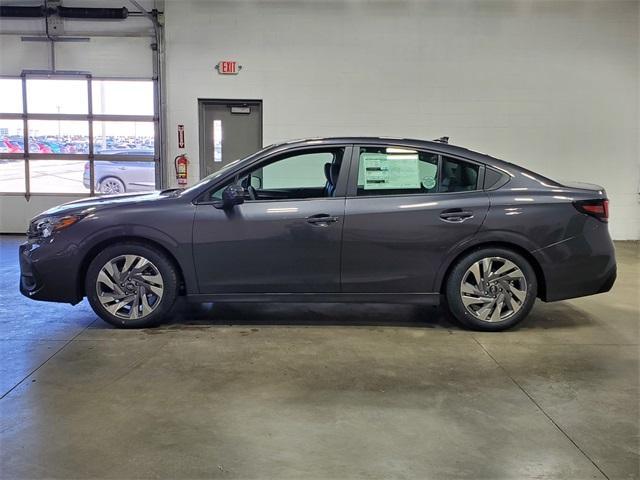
[214,184,245,209]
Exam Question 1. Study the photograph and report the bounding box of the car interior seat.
[324,156,340,196]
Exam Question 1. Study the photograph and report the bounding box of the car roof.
[263,136,515,171]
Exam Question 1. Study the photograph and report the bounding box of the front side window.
[209,148,345,201]
[356,146,439,196]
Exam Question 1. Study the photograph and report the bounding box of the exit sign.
[216,61,241,75]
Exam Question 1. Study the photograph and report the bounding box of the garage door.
[0,6,160,234]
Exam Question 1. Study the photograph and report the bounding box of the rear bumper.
[19,239,83,304]
[534,222,616,302]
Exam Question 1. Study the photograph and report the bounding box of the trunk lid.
[559,181,606,195]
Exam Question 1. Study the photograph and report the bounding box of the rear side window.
[483,167,509,190]
[356,147,439,196]
[355,147,480,196]
[439,156,480,192]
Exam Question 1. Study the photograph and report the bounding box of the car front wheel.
[85,243,178,328]
[445,248,537,331]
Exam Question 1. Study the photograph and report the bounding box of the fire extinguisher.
[174,154,188,187]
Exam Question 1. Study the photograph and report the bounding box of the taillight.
[574,199,609,222]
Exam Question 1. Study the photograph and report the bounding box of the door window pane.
[440,156,480,192]
[27,120,89,154]
[92,80,154,115]
[0,158,25,192]
[30,160,88,193]
[261,152,335,189]
[356,147,439,196]
[26,79,88,114]
[212,120,222,163]
[93,121,154,154]
[0,79,23,113]
[94,160,156,195]
[209,148,344,201]
[0,119,25,153]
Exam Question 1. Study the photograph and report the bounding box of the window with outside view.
[0,77,157,195]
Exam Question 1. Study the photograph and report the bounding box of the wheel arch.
[439,241,547,301]
[77,235,187,299]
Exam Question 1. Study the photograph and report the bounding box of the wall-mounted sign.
[230,106,251,114]
[177,124,185,149]
[216,61,241,75]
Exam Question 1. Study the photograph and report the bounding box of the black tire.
[445,247,537,331]
[85,242,178,328]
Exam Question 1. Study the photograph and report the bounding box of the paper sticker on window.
[362,153,421,190]
[422,176,436,189]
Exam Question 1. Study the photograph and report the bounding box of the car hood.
[38,191,169,218]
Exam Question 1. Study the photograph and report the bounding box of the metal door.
[198,100,262,178]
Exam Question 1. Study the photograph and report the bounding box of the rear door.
[341,145,489,294]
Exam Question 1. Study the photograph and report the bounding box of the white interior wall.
[165,0,639,240]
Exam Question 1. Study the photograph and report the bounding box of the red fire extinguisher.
[175,154,188,187]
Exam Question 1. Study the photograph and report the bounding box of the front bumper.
[19,238,84,304]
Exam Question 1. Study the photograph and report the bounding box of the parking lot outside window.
[0,76,157,196]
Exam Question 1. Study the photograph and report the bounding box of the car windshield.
[179,144,275,196]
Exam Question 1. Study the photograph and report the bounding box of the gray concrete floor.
[0,235,638,480]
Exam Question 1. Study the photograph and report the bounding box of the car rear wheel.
[85,243,178,328]
[99,176,126,194]
[445,248,537,331]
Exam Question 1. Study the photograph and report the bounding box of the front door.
[198,100,262,178]
[192,146,350,293]
[341,145,490,293]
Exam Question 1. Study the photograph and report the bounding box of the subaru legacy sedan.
[19,137,616,331]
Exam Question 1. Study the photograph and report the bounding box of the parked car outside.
[83,149,155,194]
[21,137,616,331]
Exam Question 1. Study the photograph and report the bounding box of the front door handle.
[439,209,474,223]
[306,214,339,226]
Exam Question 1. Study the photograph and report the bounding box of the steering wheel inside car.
[247,186,258,200]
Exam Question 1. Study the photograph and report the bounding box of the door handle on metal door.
[439,209,474,223]
[306,214,339,226]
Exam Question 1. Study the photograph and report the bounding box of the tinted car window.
[209,148,345,201]
[440,156,480,192]
[356,147,439,196]
[483,167,509,190]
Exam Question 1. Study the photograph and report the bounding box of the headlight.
[28,214,85,239]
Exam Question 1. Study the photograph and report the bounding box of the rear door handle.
[439,209,474,223]
[306,214,339,226]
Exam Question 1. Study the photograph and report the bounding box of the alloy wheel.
[100,179,124,194]
[95,255,164,320]
[460,257,527,322]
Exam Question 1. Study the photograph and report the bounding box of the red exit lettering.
[218,61,238,74]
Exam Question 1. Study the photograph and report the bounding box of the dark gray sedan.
[20,137,616,330]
